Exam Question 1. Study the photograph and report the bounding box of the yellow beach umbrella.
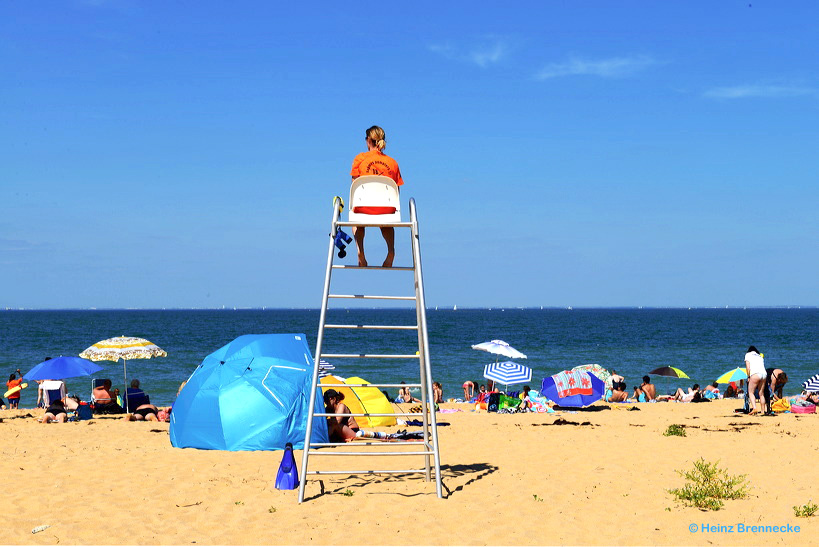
[80,336,167,411]
[715,367,748,385]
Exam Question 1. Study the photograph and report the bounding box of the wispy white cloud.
[428,37,510,68]
[703,84,818,99]
[535,55,656,80]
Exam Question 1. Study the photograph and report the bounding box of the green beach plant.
[342,489,354,497]
[268,506,277,513]
[793,501,818,518]
[663,424,686,437]
[533,494,543,502]
[668,458,748,511]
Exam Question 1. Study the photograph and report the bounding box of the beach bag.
[487,393,500,413]
[771,398,790,413]
[77,402,93,420]
[499,395,521,410]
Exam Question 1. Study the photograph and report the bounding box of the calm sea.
[1,308,817,407]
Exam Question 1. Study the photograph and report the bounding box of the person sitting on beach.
[724,383,738,398]
[125,379,150,409]
[396,382,420,404]
[350,125,403,268]
[640,376,656,401]
[41,399,67,423]
[6,370,23,409]
[518,385,532,411]
[433,382,444,404]
[323,389,359,443]
[703,381,721,399]
[606,382,629,402]
[123,404,170,422]
[673,384,701,402]
[462,380,474,400]
[93,379,125,414]
[632,385,648,403]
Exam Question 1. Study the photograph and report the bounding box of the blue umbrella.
[24,356,103,381]
[483,361,532,389]
[541,369,605,408]
[169,334,328,451]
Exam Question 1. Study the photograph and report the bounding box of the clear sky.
[2,1,817,309]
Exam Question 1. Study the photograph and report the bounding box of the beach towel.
[771,398,791,413]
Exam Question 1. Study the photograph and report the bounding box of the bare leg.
[353,226,367,267]
[56,414,67,423]
[381,227,395,267]
[748,375,762,414]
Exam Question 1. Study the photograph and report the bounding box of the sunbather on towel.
[324,389,359,442]
[673,384,701,402]
[123,404,169,422]
[42,399,67,423]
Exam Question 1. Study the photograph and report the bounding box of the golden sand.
[1,400,816,546]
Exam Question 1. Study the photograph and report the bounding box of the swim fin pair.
[275,442,299,490]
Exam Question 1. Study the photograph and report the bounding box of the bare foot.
[382,251,395,268]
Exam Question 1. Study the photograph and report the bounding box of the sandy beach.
[1,399,817,546]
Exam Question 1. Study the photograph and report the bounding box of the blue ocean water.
[1,308,817,407]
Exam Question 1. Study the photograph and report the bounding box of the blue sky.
[2,1,817,309]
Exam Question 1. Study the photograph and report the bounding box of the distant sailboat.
[453,304,457,311]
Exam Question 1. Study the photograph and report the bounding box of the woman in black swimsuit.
[124,404,160,421]
[42,400,67,423]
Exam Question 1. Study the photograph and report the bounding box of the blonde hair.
[365,125,386,150]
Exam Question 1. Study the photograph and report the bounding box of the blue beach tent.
[169,334,328,451]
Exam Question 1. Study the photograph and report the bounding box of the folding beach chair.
[125,387,150,410]
[348,175,402,223]
[40,380,66,406]
[90,378,110,405]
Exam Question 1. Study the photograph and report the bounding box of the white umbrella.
[80,336,167,412]
[471,340,527,361]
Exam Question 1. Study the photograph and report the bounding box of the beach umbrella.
[471,340,527,362]
[483,361,532,390]
[80,336,167,412]
[649,366,690,379]
[24,356,103,381]
[572,364,612,387]
[716,367,748,385]
[541,369,605,408]
[803,374,819,393]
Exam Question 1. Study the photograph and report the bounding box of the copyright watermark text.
[690,523,800,534]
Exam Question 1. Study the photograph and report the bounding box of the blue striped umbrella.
[803,374,819,393]
[483,361,532,389]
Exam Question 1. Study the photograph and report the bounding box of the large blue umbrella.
[483,361,532,389]
[169,334,328,451]
[541,369,605,408]
[24,356,103,381]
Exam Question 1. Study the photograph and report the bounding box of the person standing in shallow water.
[350,125,404,268]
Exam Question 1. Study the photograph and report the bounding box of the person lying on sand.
[123,404,171,422]
[673,384,701,402]
[41,399,67,423]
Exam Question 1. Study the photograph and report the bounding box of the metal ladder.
[297,196,443,503]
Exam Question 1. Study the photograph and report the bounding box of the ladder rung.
[313,412,426,417]
[320,353,420,359]
[311,441,429,447]
[337,221,413,228]
[307,469,428,475]
[324,324,418,330]
[317,383,421,388]
[308,451,434,456]
[328,294,415,301]
[332,265,414,271]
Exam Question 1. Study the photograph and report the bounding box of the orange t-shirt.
[350,150,404,186]
[6,378,22,399]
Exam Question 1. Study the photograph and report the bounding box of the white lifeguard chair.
[348,175,402,223]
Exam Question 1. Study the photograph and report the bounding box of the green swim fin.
[275,442,299,490]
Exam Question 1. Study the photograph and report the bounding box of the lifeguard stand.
[297,178,443,502]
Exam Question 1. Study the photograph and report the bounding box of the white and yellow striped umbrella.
[80,336,167,362]
[80,336,167,412]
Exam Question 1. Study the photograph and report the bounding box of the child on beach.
[350,125,403,268]
[6,370,23,409]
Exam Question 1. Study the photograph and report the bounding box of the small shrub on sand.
[663,424,686,437]
[342,489,354,497]
[668,458,748,511]
[793,501,818,518]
